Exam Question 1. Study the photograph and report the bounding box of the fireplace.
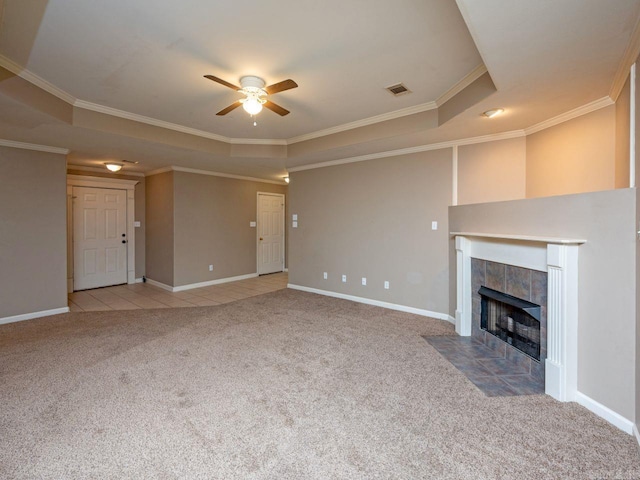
[454,233,583,402]
[479,286,541,361]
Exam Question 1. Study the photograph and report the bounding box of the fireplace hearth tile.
[500,375,545,395]
[441,353,479,368]
[423,335,545,397]
[455,362,495,379]
[476,358,530,375]
[466,376,518,397]
[461,344,505,359]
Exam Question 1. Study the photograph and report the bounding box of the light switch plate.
[361,277,367,286]
[292,214,298,221]
[432,221,438,230]
[342,275,347,283]
[323,272,328,280]
[292,221,298,228]
[250,221,256,227]
[134,221,141,227]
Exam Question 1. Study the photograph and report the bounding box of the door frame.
[256,192,285,275]
[67,175,138,292]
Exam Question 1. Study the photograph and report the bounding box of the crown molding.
[66,164,145,177]
[228,137,287,146]
[288,130,525,173]
[0,54,77,105]
[286,101,438,145]
[0,138,69,155]
[74,100,231,142]
[524,96,614,135]
[74,100,288,146]
[610,17,640,101]
[436,63,488,106]
[146,165,287,185]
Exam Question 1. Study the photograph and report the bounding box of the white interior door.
[257,193,284,275]
[73,186,128,290]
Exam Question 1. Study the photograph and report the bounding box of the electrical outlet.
[323,272,328,280]
[342,274,347,283]
[362,277,367,286]
[209,265,214,272]
[384,281,390,290]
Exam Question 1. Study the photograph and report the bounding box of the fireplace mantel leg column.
[455,236,471,336]
[545,244,579,402]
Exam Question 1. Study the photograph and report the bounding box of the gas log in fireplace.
[479,286,541,361]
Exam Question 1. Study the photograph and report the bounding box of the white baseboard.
[287,284,455,323]
[575,391,634,434]
[634,424,640,448]
[0,306,70,325]
[135,277,144,283]
[284,268,289,272]
[146,273,259,293]
[144,278,175,292]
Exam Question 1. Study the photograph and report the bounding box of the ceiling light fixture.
[483,108,504,118]
[238,77,267,116]
[241,95,265,115]
[284,176,290,184]
[105,162,123,172]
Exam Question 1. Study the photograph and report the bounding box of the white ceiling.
[0,0,639,179]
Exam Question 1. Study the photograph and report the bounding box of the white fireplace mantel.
[452,232,585,403]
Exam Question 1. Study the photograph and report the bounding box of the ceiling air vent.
[386,83,411,96]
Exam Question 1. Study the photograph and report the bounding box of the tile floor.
[68,272,288,312]
[423,335,545,397]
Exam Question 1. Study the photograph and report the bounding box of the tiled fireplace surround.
[470,258,547,381]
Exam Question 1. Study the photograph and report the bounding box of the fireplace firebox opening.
[479,286,541,361]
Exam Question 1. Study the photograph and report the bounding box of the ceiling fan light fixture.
[242,96,264,115]
[105,162,123,172]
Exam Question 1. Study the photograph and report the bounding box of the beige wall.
[526,106,616,198]
[145,171,174,286]
[173,172,287,287]
[449,189,636,421]
[289,149,452,314]
[0,147,68,318]
[457,137,526,205]
[67,169,146,279]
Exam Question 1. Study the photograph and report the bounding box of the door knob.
[122,240,127,244]
[122,233,126,237]
[259,237,263,241]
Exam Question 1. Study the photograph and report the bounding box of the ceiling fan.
[204,75,298,117]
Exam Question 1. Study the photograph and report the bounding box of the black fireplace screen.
[479,286,541,361]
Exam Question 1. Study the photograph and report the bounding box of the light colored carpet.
[1,289,638,479]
